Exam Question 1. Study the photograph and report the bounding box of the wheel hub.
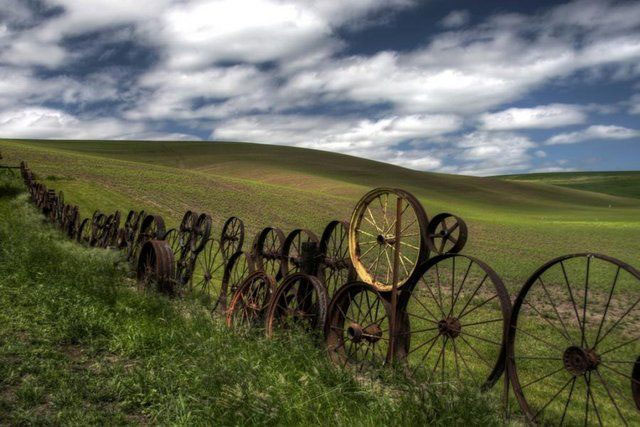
[563,346,600,375]
[376,234,396,245]
[347,322,383,344]
[438,317,461,338]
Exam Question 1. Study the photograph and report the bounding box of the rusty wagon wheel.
[126,210,145,260]
[318,220,356,299]
[133,214,165,262]
[282,229,319,276]
[55,191,65,226]
[253,226,286,281]
[137,240,176,295]
[179,210,197,250]
[191,213,212,254]
[265,273,328,338]
[226,271,276,330]
[220,216,245,261]
[394,254,511,390]
[191,238,226,307]
[426,213,468,255]
[507,253,640,426]
[349,188,429,292]
[218,250,254,313]
[325,281,393,371]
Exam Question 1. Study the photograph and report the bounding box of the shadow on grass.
[0,182,23,199]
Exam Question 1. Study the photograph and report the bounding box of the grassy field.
[0,176,502,424]
[498,171,640,200]
[1,138,638,292]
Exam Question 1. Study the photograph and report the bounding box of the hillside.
[1,138,639,289]
[497,171,640,200]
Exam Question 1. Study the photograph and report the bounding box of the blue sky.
[0,0,639,175]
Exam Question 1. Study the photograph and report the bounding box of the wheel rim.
[319,220,355,300]
[191,213,212,253]
[220,216,245,260]
[219,251,254,313]
[325,281,392,371]
[508,253,640,425]
[253,227,285,281]
[349,188,429,292]
[395,254,511,390]
[426,213,468,255]
[226,271,276,330]
[191,238,226,308]
[282,229,318,276]
[265,273,328,337]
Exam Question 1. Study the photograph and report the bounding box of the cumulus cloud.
[479,104,586,130]
[546,125,640,145]
[1,0,639,174]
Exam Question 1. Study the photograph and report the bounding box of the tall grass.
[0,177,504,425]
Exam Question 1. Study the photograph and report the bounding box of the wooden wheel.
[220,216,245,261]
[265,273,328,338]
[253,227,285,281]
[282,229,318,276]
[318,220,356,299]
[507,253,640,425]
[426,213,468,255]
[349,188,429,292]
[226,271,276,330]
[394,254,511,390]
[325,281,392,371]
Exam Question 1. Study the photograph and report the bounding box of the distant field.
[1,138,639,291]
[498,171,640,200]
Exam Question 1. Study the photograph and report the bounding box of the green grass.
[0,177,504,425]
[497,171,640,200]
[1,138,639,294]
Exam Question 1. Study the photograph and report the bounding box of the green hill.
[1,138,639,289]
[497,171,640,200]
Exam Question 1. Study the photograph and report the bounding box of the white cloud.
[546,125,640,145]
[212,113,461,170]
[479,104,586,130]
[441,10,470,28]
[0,107,142,139]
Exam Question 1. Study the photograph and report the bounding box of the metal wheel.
[133,214,165,262]
[220,216,245,260]
[126,210,145,260]
[318,220,356,299]
[179,210,197,250]
[426,213,468,255]
[349,188,429,292]
[191,238,226,307]
[282,229,318,276]
[325,281,392,371]
[137,240,176,295]
[507,253,640,425]
[253,227,285,281]
[219,251,254,313]
[394,254,511,390]
[226,271,276,330]
[265,273,328,338]
[191,213,212,253]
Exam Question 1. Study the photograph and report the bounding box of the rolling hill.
[1,138,639,290]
